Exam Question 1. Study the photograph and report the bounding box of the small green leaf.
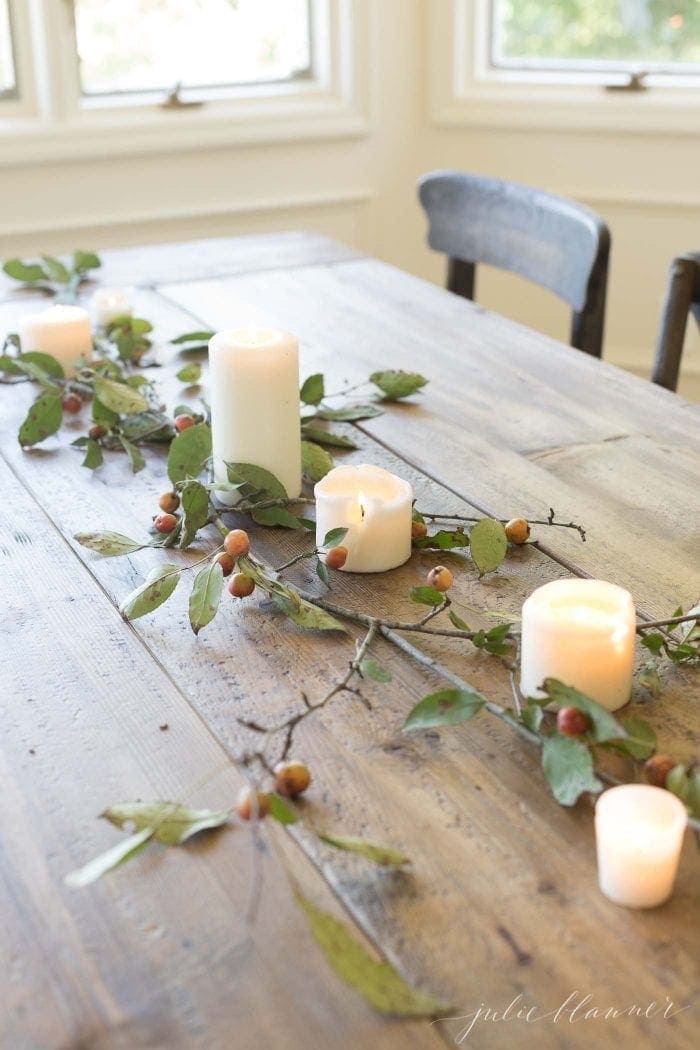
[521,703,544,733]
[666,764,690,804]
[542,679,626,743]
[171,330,214,345]
[316,558,330,586]
[370,370,428,401]
[607,716,658,761]
[179,480,209,548]
[541,735,602,806]
[640,633,665,655]
[41,255,70,283]
[93,376,148,416]
[319,834,409,867]
[226,462,287,501]
[300,424,357,449]
[315,404,383,421]
[14,351,65,379]
[176,362,202,385]
[82,438,104,471]
[323,527,348,547]
[295,892,447,1016]
[18,391,63,447]
[300,373,325,405]
[252,506,305,529]
[448,610,470,631]
[410,586,444,607]
[273,593,346,632]
[74,531,144,557]
[72,250,101,274]
[267,793,298,825]
[65,828,153,888]
[92,396,119,428]
[469,518,508,576]
[119,563,181,621]
[301,440,333,482]
[3,258,48,283]
[413,528,470,551]
[359,658,392,683]
[118,437,146,474]
[637,660,662,696]
[403,688,485,731]
[168,422,212,484]
[103,801,230,845]
[189,561,224,635]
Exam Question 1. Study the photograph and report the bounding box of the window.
[73,0,313,101]
[490,0,700,78]
[0,0,17,98]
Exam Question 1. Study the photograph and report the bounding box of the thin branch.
[417,506,586,542]
[636,613,699,632]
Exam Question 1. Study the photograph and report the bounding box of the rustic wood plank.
[0,276,697,1050]
[0,455,443,1050]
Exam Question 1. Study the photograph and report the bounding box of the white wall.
[0,0,698,397]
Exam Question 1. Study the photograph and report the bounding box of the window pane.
[74,0,312,96]
[492,0,700,71]
[0,0,17,96]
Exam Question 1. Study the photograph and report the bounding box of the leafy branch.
[3,250,101,302]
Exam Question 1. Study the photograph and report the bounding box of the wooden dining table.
[1,232,698,1050]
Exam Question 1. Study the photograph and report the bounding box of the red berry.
[61,393,82,414]
[88,424,107,440]
[223,529,251,558]
[228,573,255,598]
[427,565,453,592]
[645,754,677,788]
[174,414,195,432]
[236,786,270,821]
[154,512,178,534]
[325,546,348,570]
[158,491,180,514]
[557,707,590,737]
[217,553,235,577]
[274,760,311,798]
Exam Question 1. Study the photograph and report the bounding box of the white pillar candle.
[595,785,687,908]
[91,286,134,326]
[208,326,301,506]
[314,464,413,573]
[520,579,636,711]
[19,304,93,379]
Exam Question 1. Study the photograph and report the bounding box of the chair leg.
[447,258,475,300]
[652,257,695,392]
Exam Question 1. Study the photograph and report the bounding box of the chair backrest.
[652,252,700,392]
[418,170,610,357]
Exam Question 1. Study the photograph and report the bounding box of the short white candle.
[19,304,93,379]
[520,579,636,711]
[595,785,687,908]
[208,326,301,506]
[91,286,134,326]
[314,464,413,573]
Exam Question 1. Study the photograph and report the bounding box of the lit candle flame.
[358,490,366,521]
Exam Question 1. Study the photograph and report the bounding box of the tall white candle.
[315,464,413,573]
[19,304,93,379]
[91,287,134,326]
[208,326,301,506]
[520,579,635,711]
[595,785,687,908]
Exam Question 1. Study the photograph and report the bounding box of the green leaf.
[273,593,346,633]
[92,396,119,428]
[103,801,230,845]
[413,528,470,551]
[3,258,48,283]
[74,531,144,557]
[171,330,214,345]
[542,679,626,743]
[666,764,690,804]
[93,376,148,416]
[319,834,409,867]
[226,462,287,501]
[641,632,665,655]
[541,735,602,806]
[118,437,146,474]
[521,703,544,733]
[469,518,508,576]
[267,793,298,825]
[72,250,101,274]
[403,688,485,731]
[168,422,212,484]
[617,717,657,760]
[119,563,181,621]
[82,438,104,471]
[410,586,444,607]
[295,892,447,1017]
[176,362,202,385]
[65,828,153,888]
[120,410,172,443]
[179,480,209,549]
[251,506,305,529]
[15,351,65,379]
[448,610,470,631]
[316,558,330,586]
[359,658,392,683]
[300,373,325,405]
[18,391,63,447]
[301,440,333,482]
[369,370,428,401]
[315,404,383,421]
[41,255,70,283]
[300,424,357,449]
[637,660,662,696]
[323,527,348,547]
[189,561,224,635]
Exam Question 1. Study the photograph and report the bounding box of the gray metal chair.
[652,252,700,392]
[418,170,610,358]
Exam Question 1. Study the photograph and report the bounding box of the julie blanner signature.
[437,992,692,1043]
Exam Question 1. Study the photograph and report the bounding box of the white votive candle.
[315,464,413,573]
[520,579,635,711]
[209,326,301,505]
[91,286,134,326]
[595,785,687,908]
[19,304,93,378]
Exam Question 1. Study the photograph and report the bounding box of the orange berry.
[88,424,106,440]
[411,520,428,539]
[223,528,251,558]
[217,553,235,577]
[645,754,677,788]
[325,545,348,570]
[174,414,195,432]
[154,513,178,534]
[61,393,82,413]
[505,517,530,544]
[274,760,311,798]
[158,491,180,514]
[427,565,453,592]
[236,786,270,821]
[228,573,255,598]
